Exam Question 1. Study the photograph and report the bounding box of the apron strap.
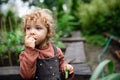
[52,45,58,56]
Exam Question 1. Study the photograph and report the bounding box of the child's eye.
[36,25,42,30]
[26,26,31,30]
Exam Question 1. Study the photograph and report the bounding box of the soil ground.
[84,43,120,73]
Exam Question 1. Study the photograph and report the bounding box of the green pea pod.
[65,66,69,79]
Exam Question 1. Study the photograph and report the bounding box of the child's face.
[25,19,48,46]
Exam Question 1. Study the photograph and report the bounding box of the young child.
[19,8,74,80]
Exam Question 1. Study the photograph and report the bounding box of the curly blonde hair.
[22,8,56,43]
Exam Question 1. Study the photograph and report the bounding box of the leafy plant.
[0,32,24,66]
[56,0,75,38]
[0,8,24,66]
[84,34,108,46]
[76,0,120,46]
[90,59,120,80]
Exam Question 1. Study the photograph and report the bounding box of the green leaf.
[108,61,114,74]
[90,59,114,80]
[98,73,120,80]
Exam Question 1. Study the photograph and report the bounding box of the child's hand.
[64,64,74,79]
[24,35,36,48]
[65,64,74,74]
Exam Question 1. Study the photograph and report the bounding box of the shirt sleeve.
[19,47,39,79]
[57,48,68,72]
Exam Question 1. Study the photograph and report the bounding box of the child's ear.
[46,26,51,37]
[47,32,52,37]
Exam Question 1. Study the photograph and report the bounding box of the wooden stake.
[3,18,7,34]
[8,17,13,32]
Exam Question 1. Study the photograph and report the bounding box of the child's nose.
[30,29,35,35]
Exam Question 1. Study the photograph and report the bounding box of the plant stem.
[8,52,12,66]
[0,54,4,65]
[8,17,13,32]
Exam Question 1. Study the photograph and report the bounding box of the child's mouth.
[34,38,37,42]
[34,38,37,40]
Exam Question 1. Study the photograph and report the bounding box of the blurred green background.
[0,0,120,66]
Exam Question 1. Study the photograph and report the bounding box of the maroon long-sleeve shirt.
[19,43,67,79]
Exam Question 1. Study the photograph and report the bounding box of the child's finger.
[25,35,30,40]
[67,65,74,74]
[69,68,74,74]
